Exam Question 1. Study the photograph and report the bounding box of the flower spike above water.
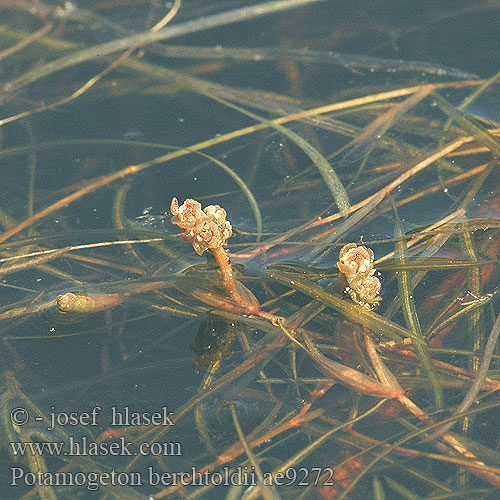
[337,243,381,310]
[170,197,232,255]
[171,197,262,315]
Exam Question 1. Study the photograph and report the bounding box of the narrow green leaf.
[393,207,443,407]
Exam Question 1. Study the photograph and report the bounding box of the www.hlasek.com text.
[10,436,182,457]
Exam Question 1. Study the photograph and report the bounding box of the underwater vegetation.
[1,0,500,499]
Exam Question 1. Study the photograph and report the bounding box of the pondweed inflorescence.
[337,243,381,310]
[170,197,261,315]
[170,198,232,256]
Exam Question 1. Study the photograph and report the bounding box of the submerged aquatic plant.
[2,1,500,500]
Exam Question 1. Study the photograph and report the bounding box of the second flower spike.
[337,243,381,310]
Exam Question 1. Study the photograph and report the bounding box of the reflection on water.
[0,1,500,499]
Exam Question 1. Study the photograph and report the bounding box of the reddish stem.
[211,246,259,314]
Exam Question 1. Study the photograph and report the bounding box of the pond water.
[1,1,500,499]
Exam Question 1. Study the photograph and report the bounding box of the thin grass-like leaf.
[392,202,443,407]
[0,246,70,276]
[427,312,500,440]
[269,271,410,342]
[134,44,478,78]
[339,86,433,167]
[378,256,497,270]
[206,94,350,214]
[432,91,500,158]
[1,0,326,97]
[372,477,387,500]
[383,476,424,499]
